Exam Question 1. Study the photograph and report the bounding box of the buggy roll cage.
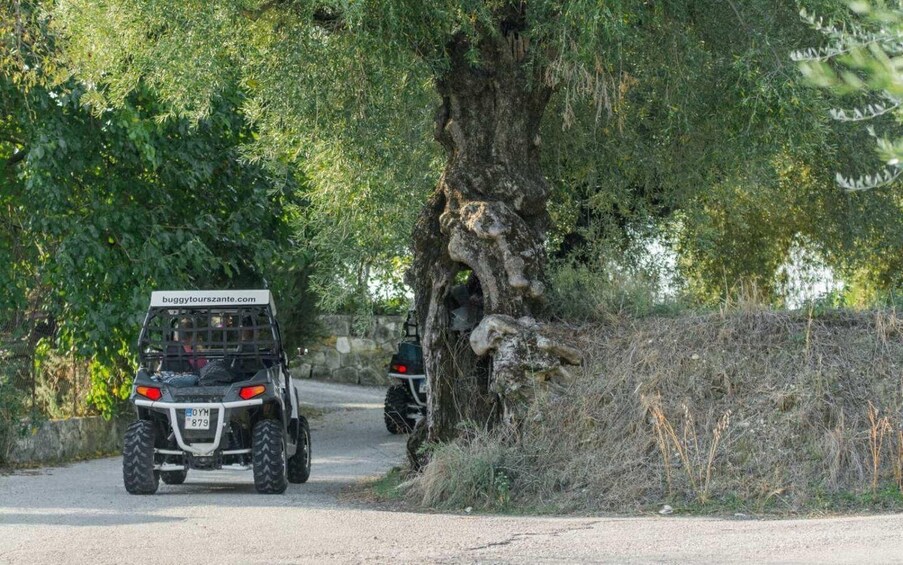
[137,290,286,371]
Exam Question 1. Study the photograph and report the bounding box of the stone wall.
[6,416,132,465]
[291,314,405,386]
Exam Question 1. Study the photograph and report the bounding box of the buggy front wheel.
[384,384,416,434]
[122,420,159,495]
[252,419,288,494]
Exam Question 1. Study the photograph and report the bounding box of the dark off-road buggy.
[384,311,427,434]
[124,290,310,494]
[382,277,483,434]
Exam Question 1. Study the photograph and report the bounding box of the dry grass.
[646,396,731,504]
[404,308,903,513]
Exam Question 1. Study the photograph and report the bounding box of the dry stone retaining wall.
[291,314,405,386]
[6,416,132,466]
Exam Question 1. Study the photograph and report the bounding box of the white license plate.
[418,382,428,394]
[184,408,211,430]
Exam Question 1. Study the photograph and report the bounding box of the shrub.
[411,425,518,511]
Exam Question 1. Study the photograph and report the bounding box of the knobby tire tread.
[123,420,159,495]
[384,384,416,434]
[252,419,288,494]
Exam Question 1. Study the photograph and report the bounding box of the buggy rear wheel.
[287,416,311,484]
[123,420,159,495]
[384,384,417,434]
[252,419,288,494]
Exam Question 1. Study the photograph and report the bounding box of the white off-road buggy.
[123,290,310,494]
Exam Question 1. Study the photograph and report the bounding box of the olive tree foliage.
[541,0,846,301]
[1,1,312,416]
[783,0,903,295]
[55,0,445,315]
[547,0,902,304]
[795,0,903,191]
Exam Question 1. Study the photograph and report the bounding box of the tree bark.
[410,30,554,451]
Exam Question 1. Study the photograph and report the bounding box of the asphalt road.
[1,380,902,564]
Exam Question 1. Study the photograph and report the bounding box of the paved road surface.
[1,380,902,564]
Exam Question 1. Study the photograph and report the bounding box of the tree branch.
[726,0,783,70]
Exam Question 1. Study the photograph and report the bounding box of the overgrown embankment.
[405,308,903,514]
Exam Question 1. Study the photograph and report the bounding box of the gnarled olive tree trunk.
[410,32,579,460]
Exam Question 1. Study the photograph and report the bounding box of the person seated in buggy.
[161,318,208,373]
[151,310,280,387]
[225,317,273,378]
[184,314,278,385]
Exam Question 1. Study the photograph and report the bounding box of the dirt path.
[1,380,902,564]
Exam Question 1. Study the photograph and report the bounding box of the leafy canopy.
[52,0,639,308]
[1,0,312,415]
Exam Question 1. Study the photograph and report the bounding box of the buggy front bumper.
[134,398,263,456]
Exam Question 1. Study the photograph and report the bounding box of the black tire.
[287,416,311,484]
[161,469,188,485]
[252,419,287,494]
[384,384,416,434]
[123,420,159,495]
